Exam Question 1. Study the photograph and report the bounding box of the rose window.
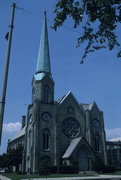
[62,118,81,138]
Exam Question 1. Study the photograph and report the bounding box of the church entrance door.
[78,151,89,171]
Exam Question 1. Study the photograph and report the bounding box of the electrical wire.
[16,6,42,18]
[15,5,81,35]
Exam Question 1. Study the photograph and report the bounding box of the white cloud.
[3,122,21,133]
[106,128,121,140]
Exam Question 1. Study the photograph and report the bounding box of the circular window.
[62,118,81,138]
[42,112,51,121]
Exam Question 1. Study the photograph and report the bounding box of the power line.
[16,6,42,18]
[16,6,81,35]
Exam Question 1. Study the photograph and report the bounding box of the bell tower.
[32,11,54,104]
[26,11,56,173]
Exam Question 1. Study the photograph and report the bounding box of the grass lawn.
[3,171,121,180]
[106,171,121,175]
[2,173,94,180]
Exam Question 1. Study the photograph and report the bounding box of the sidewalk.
[1,174,121,180]
[0,175,11,180]
[21,174,121,180]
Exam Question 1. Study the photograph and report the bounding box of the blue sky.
[0,0,121,154]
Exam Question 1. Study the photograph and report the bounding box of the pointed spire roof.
[36,11,51,75]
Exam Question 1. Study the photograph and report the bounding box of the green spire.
[36,11,51,75]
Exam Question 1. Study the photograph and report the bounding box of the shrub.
[103,165,116,173]
[59,165,77,174]
[50,166,57,173]
[5,168,13,173]
[93,157,105,173]
[17,170,23,174]
[39,159,50,175]
[116,167,121,171]
[17,170,27,175]
[93,157,116,173]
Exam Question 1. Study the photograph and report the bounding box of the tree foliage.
[0,144,23,171]
[0,153,9,168]
[7,144,23,169]
[52,0,121,61]
[93,157,116,173]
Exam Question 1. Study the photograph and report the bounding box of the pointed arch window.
[29,130,32,150]
[95,134,100,152]
[67,106,74,114]
[42,128,50,150]
[43,85,50,103]
[32,88,35,102]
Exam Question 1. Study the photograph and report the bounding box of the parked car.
[0,168,5,173]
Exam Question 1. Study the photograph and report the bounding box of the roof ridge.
[9,126,26,143]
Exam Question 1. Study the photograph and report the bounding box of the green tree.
[0,153,9,168]
[8,144,23,171]
[0,155,4,168]
[2,144,24,171]
[52,0,121,62]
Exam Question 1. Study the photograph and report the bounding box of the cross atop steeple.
[36,11,51,76]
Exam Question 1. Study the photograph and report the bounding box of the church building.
[8,12,107,173]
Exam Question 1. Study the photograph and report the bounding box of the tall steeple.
[32,11,54,104]
[36,11,51,76]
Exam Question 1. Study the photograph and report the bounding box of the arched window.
[42,129,50,150]
[67,106,74,114]
[43,85,50,103]
[95,135,100,152]
[32,88,35,102]
[29,130,32,150]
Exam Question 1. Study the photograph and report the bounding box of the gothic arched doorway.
[78,149,89,171]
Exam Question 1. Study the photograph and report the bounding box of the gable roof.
[58,91,82,106]
[9,126,26,143]
[58,91,71,104]
[81,102,100,112]
[58,91,85,115]
[62,136,96,159]
[62,137,82,158]
[34,73,45,81]
[81,102,94,111]
[34,72,54,82]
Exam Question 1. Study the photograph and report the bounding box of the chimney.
[22,116,26,129]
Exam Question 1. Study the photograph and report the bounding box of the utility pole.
[0,3,16,145]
